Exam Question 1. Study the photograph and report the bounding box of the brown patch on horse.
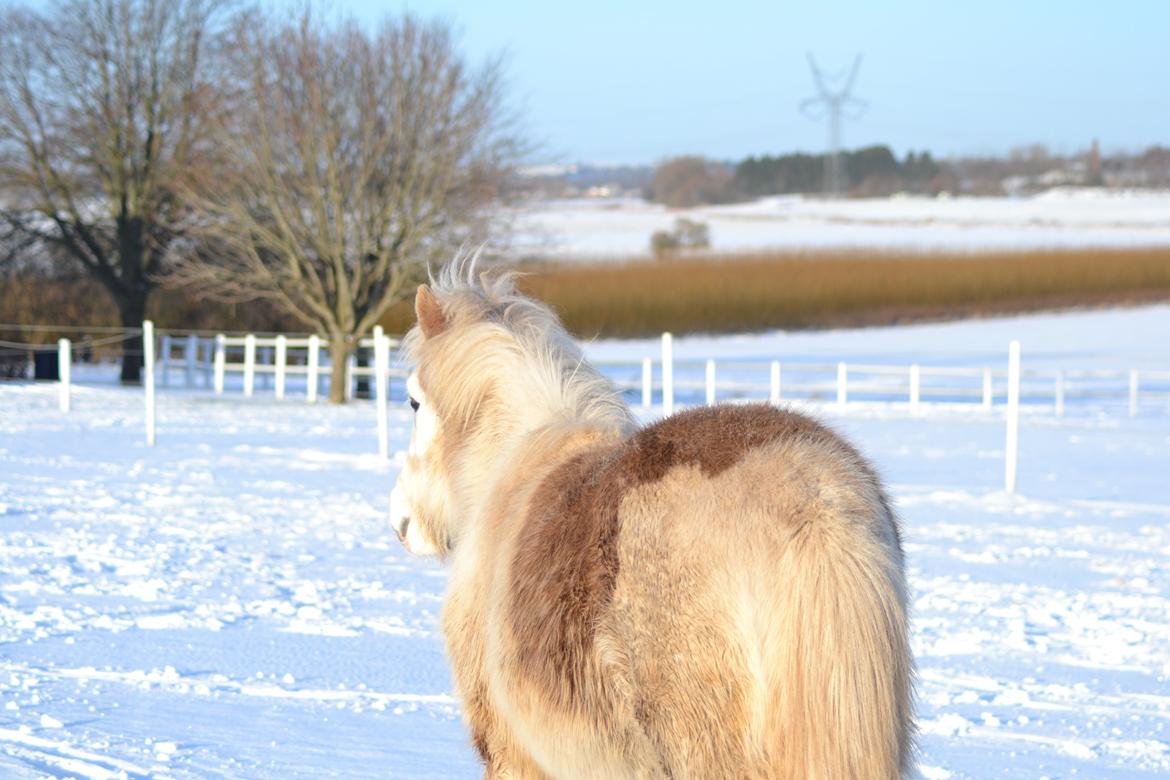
[510,444,625,707]
[508,404,848,706]
[622,404,847,485]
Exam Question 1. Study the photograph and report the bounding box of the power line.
[800,53,867,196]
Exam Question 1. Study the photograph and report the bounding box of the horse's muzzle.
[388,482,411,549]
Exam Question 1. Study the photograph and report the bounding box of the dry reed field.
[7,247,1170,341]
[439,247,1170,337]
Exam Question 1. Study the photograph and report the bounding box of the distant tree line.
[643,141,1170,208]
[734,146,946,198]
[648,146,951,207]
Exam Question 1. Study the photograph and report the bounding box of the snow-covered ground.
[2,306,1169,778]
[511,188,1170,257]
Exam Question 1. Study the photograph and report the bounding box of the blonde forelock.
[400,259,634,436]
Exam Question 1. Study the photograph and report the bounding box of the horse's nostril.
[397,516,411,541]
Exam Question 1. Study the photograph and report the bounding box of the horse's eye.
[409,397,420,412]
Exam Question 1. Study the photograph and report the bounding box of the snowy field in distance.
[510,188,1170,258]
[2,305,1169,778]
[584,303,1170,372]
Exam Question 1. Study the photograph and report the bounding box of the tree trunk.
[355,347,371,399]
[328,336,352,403]
[117,292,147,385]
[115,217,149,385]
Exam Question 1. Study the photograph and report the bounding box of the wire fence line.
[0,331,140,352]
[0,322,300,336]
[0,322,139,334]
[0,329,144,380]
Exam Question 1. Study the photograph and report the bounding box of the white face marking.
[406,374,438,457]
[389,372,440,556]
[388,481,410,537]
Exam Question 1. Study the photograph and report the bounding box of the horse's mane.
[402,255,636,436]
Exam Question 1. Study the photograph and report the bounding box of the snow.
[585,304,1170,369]
[510,189,1170,257]
[2,305,1169,778]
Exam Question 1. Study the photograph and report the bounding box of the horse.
[389,264,914,779]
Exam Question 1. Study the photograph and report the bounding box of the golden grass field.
[5,247,1170,342]
[378,247,1170,337]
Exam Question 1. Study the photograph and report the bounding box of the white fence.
[590,333,1170,420]
[49,323,403,458]
[35,326,1170,494]
[158,330,406,403]
[586,334,1168,495]
[29,326,1170,421]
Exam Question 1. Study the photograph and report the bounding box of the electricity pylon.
[800,54,867,196]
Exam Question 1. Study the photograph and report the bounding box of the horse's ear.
[415,284,447,339]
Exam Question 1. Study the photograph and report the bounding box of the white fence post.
[144,321,156,446]
[836,362,848,408]
[374,326,389,459]
[275,335,287,400]
[1054,371,1065,417]
[705,359,716,405]
[214,334,226,395]
[909,364,921,411]
[185,334,197,388]
[982,368,993,411]
[661,332,673,416]
[1129,370,1139,418]
[160,334,171,387]
[641,358,652,409]
[1005,340,1021,494]
[307,335,320,403]
[58,338,71,413]
[770,361,781,405]
[243,334,256,397]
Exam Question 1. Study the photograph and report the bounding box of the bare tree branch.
[0,0,231,382]
[171,9,526,402]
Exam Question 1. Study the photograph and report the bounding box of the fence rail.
[593,337,1168,422]
[17,324,1170,496]
[156,331,407,403]
[20,325,1170,420]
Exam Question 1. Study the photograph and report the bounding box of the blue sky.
[336,0,1169,165]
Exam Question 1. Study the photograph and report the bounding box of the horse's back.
[607,405,912,778]
[492,405,912,778]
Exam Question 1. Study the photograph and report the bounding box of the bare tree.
[649,156,732,208]
[0,0,229,383]
[172,11,523,402]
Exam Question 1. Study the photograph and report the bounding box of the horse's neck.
[520,422,625,470]
[488,421,623,498]
[448,421,624,578]
[477,421,623,517]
